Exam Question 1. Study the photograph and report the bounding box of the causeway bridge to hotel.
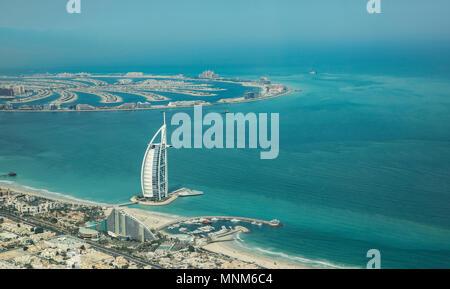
[115,201,138,207]
[157,216,282,230]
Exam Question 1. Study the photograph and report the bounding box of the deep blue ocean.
[1,61,450,268]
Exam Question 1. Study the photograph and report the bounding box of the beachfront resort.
[0,187,291,269]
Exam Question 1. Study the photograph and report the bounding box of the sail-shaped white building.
[141,113,169,201]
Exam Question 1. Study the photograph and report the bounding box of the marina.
[159,216,281,231]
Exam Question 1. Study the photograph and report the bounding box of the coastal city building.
[76,104,96,111]
[260,77,271,84]
[0,186,283,269]
[198,70,219,79]
[96,208,155,242]
[125,72,144,77]
[13,85,25,95]
[1,192,62,215]
[43,103,61,111]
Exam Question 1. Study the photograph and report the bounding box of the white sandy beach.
[203,242,308,269]
[0,184,107,207]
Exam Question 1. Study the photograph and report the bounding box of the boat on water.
[202,220,212,224]
[179,227,187,232]
[230,218,240,223]
[199,225,215,232]
[192,225,215,234]
[208,226,228,236]
[8,172,17,177]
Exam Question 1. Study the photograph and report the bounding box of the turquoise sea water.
[1,66,450,268]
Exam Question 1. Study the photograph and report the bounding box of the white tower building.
[141,113,169,201]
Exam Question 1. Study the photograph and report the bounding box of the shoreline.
[203,241,308,269]
[0,182,312,269]
[0,183,109,208]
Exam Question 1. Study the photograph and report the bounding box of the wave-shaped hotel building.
[141,114,170,201]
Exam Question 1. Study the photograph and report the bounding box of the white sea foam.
[252,247,350,269]
[232,238,353,269]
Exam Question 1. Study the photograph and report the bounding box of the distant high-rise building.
[13,85,25,95]
[260,77,271,84]
[141,113,169,201]
[198,70,219,79]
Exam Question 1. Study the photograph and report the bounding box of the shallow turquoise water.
[1,69,450,268]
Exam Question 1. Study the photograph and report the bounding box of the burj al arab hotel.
[141,113,170,201]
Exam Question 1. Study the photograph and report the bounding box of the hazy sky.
[1,0,449,71]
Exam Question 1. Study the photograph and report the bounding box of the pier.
[172,188,204,197]
[116,201,138,207]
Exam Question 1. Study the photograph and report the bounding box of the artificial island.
[0,71,290,112]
